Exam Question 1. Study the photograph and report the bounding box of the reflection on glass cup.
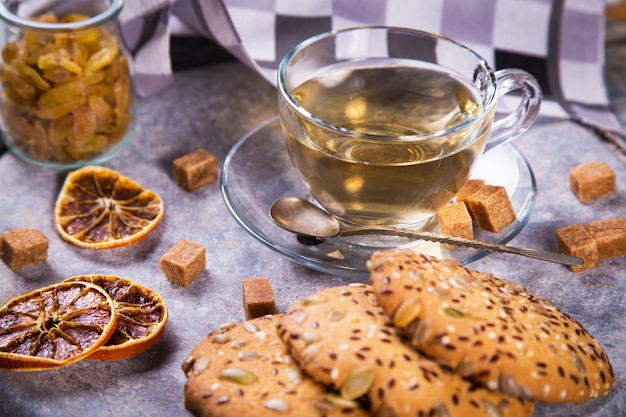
[0,0,134,168]
[277,26,542,229]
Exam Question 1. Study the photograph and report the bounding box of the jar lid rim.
[0,0,124,30]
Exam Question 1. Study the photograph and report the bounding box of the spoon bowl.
[270,196,342,238]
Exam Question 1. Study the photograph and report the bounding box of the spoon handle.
[340,226,582,267]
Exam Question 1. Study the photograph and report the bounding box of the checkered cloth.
[119,0,625,136]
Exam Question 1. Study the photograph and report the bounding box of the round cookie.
[183,314,370,417]
[367,250,615,404]
[278,283,535,417]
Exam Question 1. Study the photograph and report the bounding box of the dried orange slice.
[0,281,117,371]
[65,275,168,361]
[54,166,164,249]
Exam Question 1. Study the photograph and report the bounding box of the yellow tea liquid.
[282,63,490,227]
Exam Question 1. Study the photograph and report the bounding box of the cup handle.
[484,68,542,153]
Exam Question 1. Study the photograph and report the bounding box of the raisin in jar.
[0,0,134,167]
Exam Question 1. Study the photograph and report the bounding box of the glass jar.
[0,0,134,168]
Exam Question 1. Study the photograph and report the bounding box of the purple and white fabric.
[119,0,624,136]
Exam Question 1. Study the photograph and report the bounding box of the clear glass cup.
[0,0,134,168]
[277,26,542,229]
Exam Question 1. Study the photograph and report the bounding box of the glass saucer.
[221,116,537,278]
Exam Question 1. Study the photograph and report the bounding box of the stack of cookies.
[182,250,614,417]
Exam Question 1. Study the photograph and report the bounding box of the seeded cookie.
[182,315,370,417]
[278,284,535,417]
[367,250,615,404]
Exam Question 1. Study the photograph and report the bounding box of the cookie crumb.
[160,238,206,286]
[586,217,626,260]
[556,224,598,272]
[173,149,218,191]
[437,202,473,244]
[242,277,275,320]
[569,162,615,203]
[0,228,48,270]
[464,185,516,232]
[327,250,344,259]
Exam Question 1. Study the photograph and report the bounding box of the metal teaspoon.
[269,196,583,267]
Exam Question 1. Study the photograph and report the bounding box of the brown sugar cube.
[242,277,276,320]
[569,162,616,203]
[0,228,48,270]
[437,202,473,244]
[173,149,218,191]
[464,185,516,233]
[160,238,206,286]
[586,217,626,259]
[455,179,486,222]
[455,179,486,203]
[556,224,598,272]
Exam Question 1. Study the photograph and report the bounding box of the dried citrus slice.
[65,275,168,361]
[54,166,164,249]
[0,281,117,371]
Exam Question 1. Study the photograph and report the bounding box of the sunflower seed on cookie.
[183,314,370,417]
[367,250,615,404]
[278,284,535,417]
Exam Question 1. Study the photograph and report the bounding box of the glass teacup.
[277,26,541,229]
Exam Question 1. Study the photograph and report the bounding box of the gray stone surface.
[0,59,625,417]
